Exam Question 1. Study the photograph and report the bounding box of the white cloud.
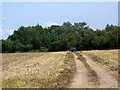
[1,28,14,40]
[44,22,60,27]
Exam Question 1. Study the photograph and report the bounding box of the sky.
[1,2,118,39]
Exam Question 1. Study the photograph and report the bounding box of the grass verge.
[56,51,76,88]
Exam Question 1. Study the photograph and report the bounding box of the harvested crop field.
[2,52,76,88]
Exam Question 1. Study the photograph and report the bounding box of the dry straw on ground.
[2,52,76,88]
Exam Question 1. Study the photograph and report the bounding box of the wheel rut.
[68,52,118,88]
[68,53,99,88]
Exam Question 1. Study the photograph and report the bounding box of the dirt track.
[69,53,118,88]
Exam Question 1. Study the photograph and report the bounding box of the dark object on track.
[70,47,77,52]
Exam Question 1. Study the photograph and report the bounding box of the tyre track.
[79,54,100,87]
[69,52,118,88]
[82,53,118,88]
[68,53,99,88]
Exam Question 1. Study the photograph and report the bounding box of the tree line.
[1,22,120,53]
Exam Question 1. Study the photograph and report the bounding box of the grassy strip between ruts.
[2,52,76,88]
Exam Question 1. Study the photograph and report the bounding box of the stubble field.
[2,52,76,88]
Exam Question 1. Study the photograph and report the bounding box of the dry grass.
[2,52,44,65]
[2,51,76,88]
[81,50,118,72]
